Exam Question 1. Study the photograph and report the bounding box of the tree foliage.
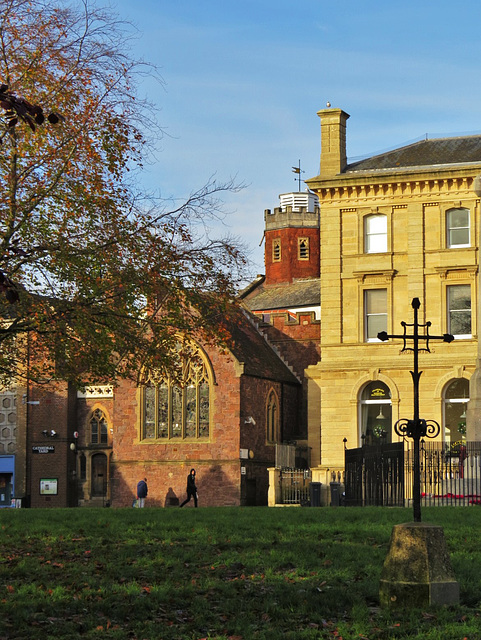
[0,0,248,386]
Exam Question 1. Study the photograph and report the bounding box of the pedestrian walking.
[179,469,198,507]
[137,478,148,508]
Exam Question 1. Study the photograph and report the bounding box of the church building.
[1,304,302,508]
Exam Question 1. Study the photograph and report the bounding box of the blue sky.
[114,0,481,277]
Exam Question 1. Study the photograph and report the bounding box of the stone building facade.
[305,107,481,478]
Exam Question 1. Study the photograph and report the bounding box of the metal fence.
[413,441,481,507]
[279,468,312,505]
[345,440,481,508]
[345,442,404,507]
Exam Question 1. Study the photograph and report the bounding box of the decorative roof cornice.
[306,173,480,206]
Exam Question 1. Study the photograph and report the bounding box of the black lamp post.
[377,298,454,522]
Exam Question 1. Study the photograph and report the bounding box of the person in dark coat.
[137,478,148,508]
[179,469,198,507]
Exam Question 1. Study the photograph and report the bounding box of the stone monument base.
[379,522,459,608]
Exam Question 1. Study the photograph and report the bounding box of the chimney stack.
[317,107,350,177]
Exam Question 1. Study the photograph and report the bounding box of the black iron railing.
[410,440,481,507]
[345,440,481,507]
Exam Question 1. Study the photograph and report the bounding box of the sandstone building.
[305,107,481,479]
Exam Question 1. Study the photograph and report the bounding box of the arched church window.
[90,408,108,444]
[266,389,280,443]
[359,381,392,445]
[141,340,211,441]
[443,378,468,444]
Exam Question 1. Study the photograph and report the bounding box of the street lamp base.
[379,522,459,608]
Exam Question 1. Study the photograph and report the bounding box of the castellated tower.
[263,191,320,285]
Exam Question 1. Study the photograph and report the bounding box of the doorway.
[91,453,107,497]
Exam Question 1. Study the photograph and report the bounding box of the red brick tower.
[264,191,320,285]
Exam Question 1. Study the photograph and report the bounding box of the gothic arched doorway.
[91,453,107,497]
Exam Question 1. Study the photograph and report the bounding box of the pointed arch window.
[141,341,211,441]
[90,408,108,444]
[266,389,280,443]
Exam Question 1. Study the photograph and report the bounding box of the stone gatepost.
[267,467,281,506]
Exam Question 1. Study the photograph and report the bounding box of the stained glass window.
[141,341,211,440]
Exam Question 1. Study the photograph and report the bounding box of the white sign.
[32,446,55,454]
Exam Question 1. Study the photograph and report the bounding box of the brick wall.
[22,327,302,509]
[110,346,244,508]
[265,227,319,285]
[27,381,76,508]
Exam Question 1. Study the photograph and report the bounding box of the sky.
[113,0,481,279]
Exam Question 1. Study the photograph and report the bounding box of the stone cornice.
[306,169,481,205]
[349,269,397,284]
[434,265,478,280]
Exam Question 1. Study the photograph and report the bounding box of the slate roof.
[223,306,300,384]
[345,135,481,174]
[241,278,320,312]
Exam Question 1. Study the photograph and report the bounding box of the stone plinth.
[379,522,459,608]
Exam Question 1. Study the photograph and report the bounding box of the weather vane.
[291,160,304,192]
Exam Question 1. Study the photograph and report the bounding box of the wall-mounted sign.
[32,446,55,454]
[40,479,58,495]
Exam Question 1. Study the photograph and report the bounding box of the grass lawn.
[1,506,480,639]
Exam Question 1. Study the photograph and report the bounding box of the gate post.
[267,467,281,506]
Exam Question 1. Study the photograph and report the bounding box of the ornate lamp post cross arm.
[377,297,454,522]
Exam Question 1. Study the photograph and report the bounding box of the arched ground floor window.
[359,381,392,446]
[443,378,468,445]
